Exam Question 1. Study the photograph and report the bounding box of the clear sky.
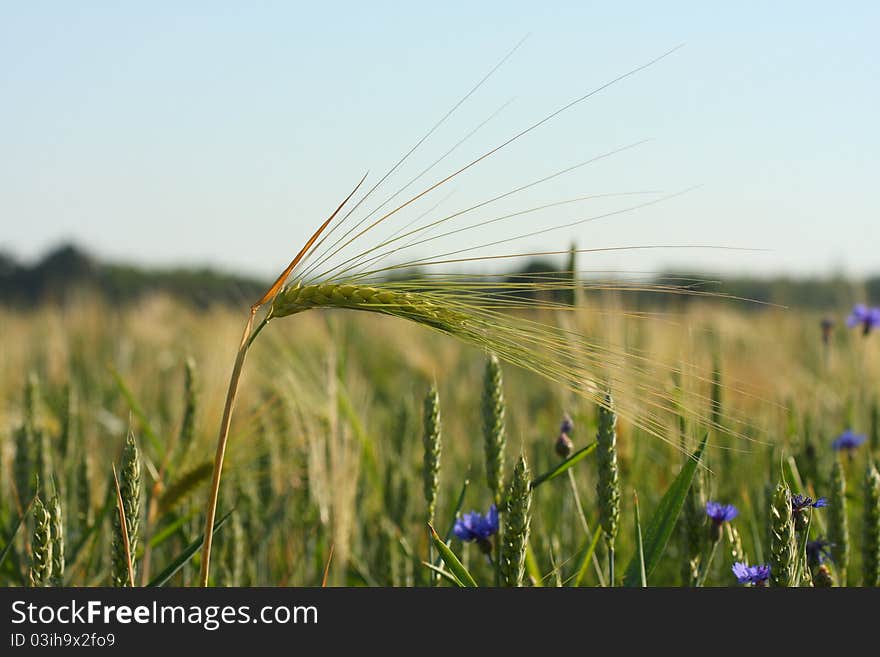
[2,1,878,280]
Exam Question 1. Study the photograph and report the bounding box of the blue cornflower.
[706,501,738,542]
[705,501,738,523]
[832,430,867,452]
[560,414,574,435]
[847,304,880,336]
[732,562,771,586]
[453,505,499,552]
[806,538,834,566]
[791,494,828,512]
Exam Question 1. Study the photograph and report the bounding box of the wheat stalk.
[49,493,64,586]
[481,354,506,508]
[111,429,141,587]
[596,392,620,585]
[500,455,532,587]
[195,46,750,585]
[28,495,52,587]
[422,385,442,524]
[828,455,849,584]
[769,482,796,587]
[863,459,880,586]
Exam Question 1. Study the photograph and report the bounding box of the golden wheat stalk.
[196,45,753,586]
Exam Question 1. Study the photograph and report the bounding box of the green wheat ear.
[596,392,620,582]
[58,383,72,459]
[828,455,849,585]
[482,353,506,507]
[863,460,880,586]
[176,357,198,460]
[29,495,52,587]
[500,455,532,587]
[49,493,64,586]
[35,428,53,502]
[24,372,38,433]
[75,452,93,536]
[726,524,745,565]
[769,482,796,587]
[112,429,141,587]
[422,385,442,523]
[220,509,245,587]
[13,424,34,505]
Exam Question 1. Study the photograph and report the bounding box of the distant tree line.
[0,243,874,311]
[0,244,265,310]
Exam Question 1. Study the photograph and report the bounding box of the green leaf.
[623,434,708,587]
[68,471,116,566]
[568,525,603,587]
[147,511,232,587]
[531,442,597,488]
[525,541,543,587]
[443,476,470,541]
[0,496,35,570]
[421,561,464,587]
[432,475,471,570]
[428,524,478,587]
[148,510,196,549]
[109,366,164,472]
[633,490,647,587]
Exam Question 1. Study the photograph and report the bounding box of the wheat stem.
[199,310,256,587]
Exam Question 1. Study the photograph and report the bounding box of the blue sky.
[2,2,878,279]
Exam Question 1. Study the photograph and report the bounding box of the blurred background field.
[1,247,878,586]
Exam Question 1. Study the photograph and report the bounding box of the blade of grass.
[568,525,603,587]
[623,433,708,587]
[148,510,197,549]
[109,367,164,472]
[525,541,542,587]
[443,476,471,542]
[322,543,335,587]
[432,475,471,569]
[634,490,647,587]
[566,468,606,586]
[0,495,36,570]
[148,511,233,587]
[784,455,826,535]
[422,561,465,587]
[530,442,597,488]
[428,524,478,587]
[112,465,135,587]
[68,473,115,565]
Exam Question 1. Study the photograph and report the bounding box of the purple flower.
[806,538,834,566]
[732,562,771,586]
[453,505,499,544]
[705,501,738,523]
[832,430,867,452]
[791,494,827,512]
[706,501,738,542]
[820,317,834,345]
[560,414,574,435]
[846,304,880,336]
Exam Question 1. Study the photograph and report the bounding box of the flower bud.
[555,432,573,458]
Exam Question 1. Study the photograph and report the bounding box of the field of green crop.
[2,292,878,587]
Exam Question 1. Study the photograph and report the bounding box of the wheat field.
[1,288,877,587]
